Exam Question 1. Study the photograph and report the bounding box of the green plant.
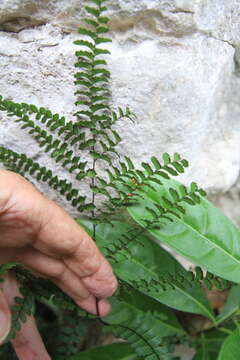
[1,0,240,359]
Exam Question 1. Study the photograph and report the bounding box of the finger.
[20,250,111,316]
[0,248,16,264]
[0,289,11,344]
[64,233,118,298]
[76,254,118,299]
[15,248,112,315]
[11,317,51,360]
[1,272,51,360]
[34,203,118,298]
[17,248,89,298]
[75,296,111,317]
[97,298,112,317]
[0,170,117,299]
[0,170,42,248]
[0,247,113,316]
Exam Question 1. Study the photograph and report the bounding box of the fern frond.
[55,311,89,359]
[0,97,91,176]
[129,267,231,296]
[98,153,191,220]
[0,97,83,140]
[0,146,86,210]
[112,107,136,124]
[0,263,18,282]
[7,286,34,340]
[109,318,175,360]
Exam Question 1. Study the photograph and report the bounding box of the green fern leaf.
[8,287,34,340]
[95,37,112,44]
[169,188,180,202]
[93,59,107,66]
[85,5,100,18]
[190,182,198,192]
[182,197,195,206]
[96,26,109,33]
[161,196,173,209]
[124,156,134,170]
[75,50,94,60]
[181,159,189,168]
[98,16,110,24]
[162,153,171,166]
[73,39,95,50]
[75,60,92,69]
[142,162,154,175]
[78,27,96,39]
[83,18,99,27]
[151,156,161,170]
[155,171,170,179]
[163,165,178,176]
[171,161,184,173]
[94,48,111,55]
[178,184,188,196]
[198,189,207,197]
[189,193,201,204]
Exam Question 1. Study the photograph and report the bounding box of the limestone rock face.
[0,0,240,225]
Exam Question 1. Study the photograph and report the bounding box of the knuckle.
[111,278,118,294]
[105,278,118,297]
[48,263,66,279]
[81,252,101,276]
[84,260,101,277]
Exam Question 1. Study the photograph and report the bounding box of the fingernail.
[0,310,10,344]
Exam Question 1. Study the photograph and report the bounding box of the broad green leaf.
[69,343,138,360]
[194,348,211,360]
[106,302,173,360]
[193,347,212,360]
[128,177,240,284]
[217,326,240,360]
[216,286,240,324]
[78,220,214,320]
[104,289,184,337]
[194,330,227,359]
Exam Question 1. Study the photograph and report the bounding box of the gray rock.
[0,0,239,213]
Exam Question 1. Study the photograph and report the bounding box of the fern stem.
[218,327,233,335]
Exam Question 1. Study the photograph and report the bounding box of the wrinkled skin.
[0,169,118,359]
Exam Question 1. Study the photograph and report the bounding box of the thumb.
[0,289,11,344]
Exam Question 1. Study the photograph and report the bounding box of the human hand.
[0,272,52,359]
[0,169,117,358]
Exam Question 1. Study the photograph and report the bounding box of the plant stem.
[218,327,232,335]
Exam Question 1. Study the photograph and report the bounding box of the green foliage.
[192,331,228,360]
[109,324,176,360]
[7,286,35,340]
[104,291,180,359]
[0,263,18,282]
[78,220,216,320]
[0,0,240,359]
[55,312,90,358]
[217,326,240,360]
[69,343,139,360]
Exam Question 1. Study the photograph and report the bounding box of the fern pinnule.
[0,146,86,210]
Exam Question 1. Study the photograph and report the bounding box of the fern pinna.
[1,0,240,359]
